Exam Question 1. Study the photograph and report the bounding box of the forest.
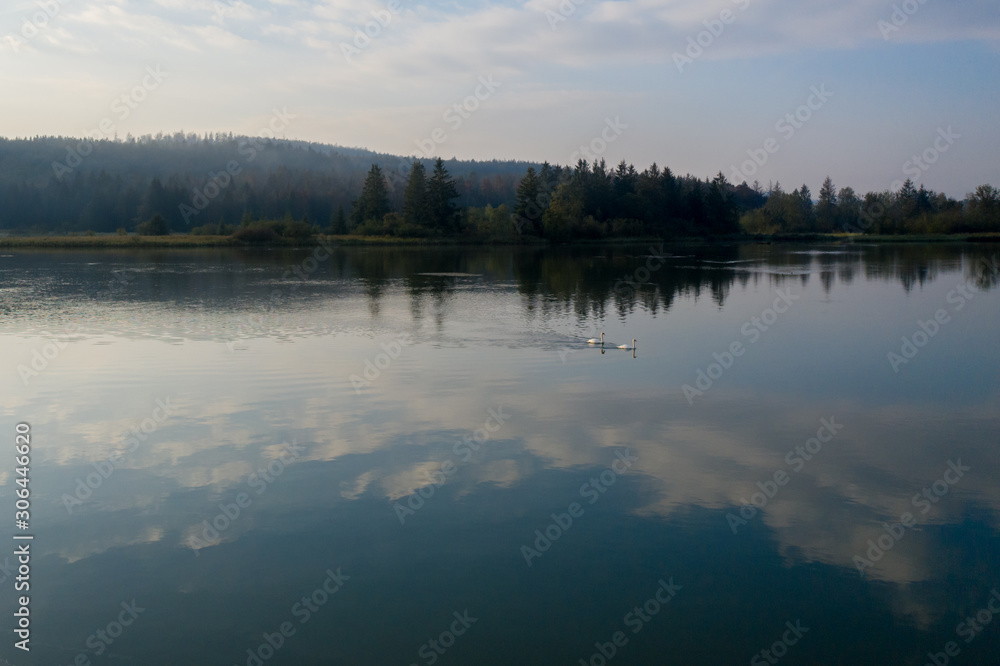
[1,134,997,241]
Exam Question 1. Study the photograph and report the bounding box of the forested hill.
[0,134,535,233]
[2,135,998,240]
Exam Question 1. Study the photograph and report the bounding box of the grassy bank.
[0,234,459,248]
[1,231,998,249]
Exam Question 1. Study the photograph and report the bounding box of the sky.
[1,0,998,197]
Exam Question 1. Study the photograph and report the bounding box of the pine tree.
[705,172,738,234]
[539,161,558,194]
[136,177,169,223]
[332,205,347,234]
[402,161,430,229]
[816,177,837,231]
[427,158,460,234]
[351,164,390,227]
[898,178,919,220]
[515,167,541,225]
[791,184,815,231]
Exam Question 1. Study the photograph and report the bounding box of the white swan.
[618,339,636,350]
[587,332,605,345]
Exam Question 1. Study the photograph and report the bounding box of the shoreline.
[0,232,997,249]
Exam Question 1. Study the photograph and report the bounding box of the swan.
[618,339,636,350]
[587,332,605,345]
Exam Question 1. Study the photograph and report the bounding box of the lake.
[1,242,998,665]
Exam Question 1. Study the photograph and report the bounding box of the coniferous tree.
[539,161,559,194]
[816,177,837,232]
[332,204,347,234]
[916,185,933,216]
[835,187,861,232]
[402,161,430,229]
[427,158,460,234]
[136,177,169,225]
[898,178,919,221]
[792,184,814,231]
[705,172,738,234]
[514,166,541,233]
[351,164,390,227]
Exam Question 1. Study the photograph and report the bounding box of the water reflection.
[1,244,996,335]
[0,243,998,665]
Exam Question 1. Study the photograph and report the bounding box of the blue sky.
[1,0,998,196]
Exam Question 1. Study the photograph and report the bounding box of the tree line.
[506,163,998,239]
[741,178,999,235]
[0,135,526,235]
[1,135,997,238]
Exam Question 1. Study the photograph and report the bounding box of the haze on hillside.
[2,0,999,198]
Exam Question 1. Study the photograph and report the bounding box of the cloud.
[2,0,997,193]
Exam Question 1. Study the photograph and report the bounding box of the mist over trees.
[0,134,528,235]
[0,134,997,239]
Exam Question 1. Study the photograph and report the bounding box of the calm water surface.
[0,243,998,665]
